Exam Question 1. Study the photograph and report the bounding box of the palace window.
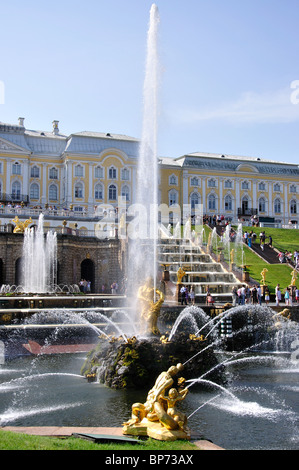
[95,166,104,178]
[74,182,83,198]
[94,183,103,200]
[121,185,130,202]
[290,199,297,214]
[169,174,178,185]
[109,166,117,179]
[190,192,199,209]
[49,184,58,201]
[224,195,232,211]
[259,197,266,213]
[274,183,281,192]
[208,178,216,188]
[12,162,21,175]
[12,181,21,199]
[190,177,199,186]
[258,182,266,191]
[121,168,130,181]
[31,166,40,178]
[75,165,84,177]
[108,184,117,200]
[274,198,281,214]
[208,194,216,210]
[290,184,297,193]
[30,183,39,199]
[242,181,249,190]
[224,180,232,189]
[169,189,178,206]
[49,167,58,179]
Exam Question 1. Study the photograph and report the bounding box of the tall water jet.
[22,214,57,293]
[131,4,160,294]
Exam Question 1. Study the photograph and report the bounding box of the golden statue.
[290,269,298,286]
[12,216,33,233]
[176,267,186,284]
[260,268,268,285]
[273,308,291,328]
[138,277,164,336]
[123,363,190,440]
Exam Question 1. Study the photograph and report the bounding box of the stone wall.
[0,232,124,293]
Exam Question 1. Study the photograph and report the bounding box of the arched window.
[121,168,130,181]
[169,174,178,185]
[190,192,199,209]
[75,165,83,177]
[49,184,58,201]
[94,183,103,200]
[95,166,104,178]
[258,182,266,191]
[12,181,21,199]
[259,197,266,213]
[30,166,40,178]
[12,162,21,175]
[49,167,58,179]
[224,194,232,211]
[75,182,83,198]
[108,166,117,179]
[290,199,297,214]
[190,177,199,186]
[121,185,130,202]
[208,194,216,211]
[274,198,281,214]
[30,183,39,199]
[169,189,178,206]
[108,184,117,201]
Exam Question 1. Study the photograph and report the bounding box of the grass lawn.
[0,429,198,451]
[241,226,299,253]
[199,225,297,294]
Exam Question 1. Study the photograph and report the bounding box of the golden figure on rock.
[12,216,33,233]
[123,363,191,441]
[138,277,164,336]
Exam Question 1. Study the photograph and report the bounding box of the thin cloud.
[173,87,299,124]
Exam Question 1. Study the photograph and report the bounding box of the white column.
[41,163,47,204]
[88,163,94,208]
[183,170,189,206]
[235,178,240,219]
[268,182,273,216]
[202,177,206,213]
[284,184,288,223]
[219,178,223,214]
[252,181,257,210]
[5,158,11,194]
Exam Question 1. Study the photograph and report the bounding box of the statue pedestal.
[123,419,191,441]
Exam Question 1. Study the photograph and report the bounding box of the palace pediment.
[0,136,31,155]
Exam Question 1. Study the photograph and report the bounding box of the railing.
[0,193,29,203]
[237,208,258,217]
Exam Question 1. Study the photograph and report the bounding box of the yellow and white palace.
[0,117,298,231]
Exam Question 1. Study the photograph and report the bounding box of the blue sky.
[1,0,299,164]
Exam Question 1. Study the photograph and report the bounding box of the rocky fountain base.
[81,332,224,390]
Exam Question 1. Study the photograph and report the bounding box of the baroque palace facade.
[0,117,298,229]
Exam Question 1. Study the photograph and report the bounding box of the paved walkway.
[1,426,224,450]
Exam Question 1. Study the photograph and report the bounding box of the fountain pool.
[0,351,298,450]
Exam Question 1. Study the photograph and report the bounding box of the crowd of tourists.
[231,283,299,307]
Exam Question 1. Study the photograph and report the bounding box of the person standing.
[264,286,270,305]
[275,286,282,306]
